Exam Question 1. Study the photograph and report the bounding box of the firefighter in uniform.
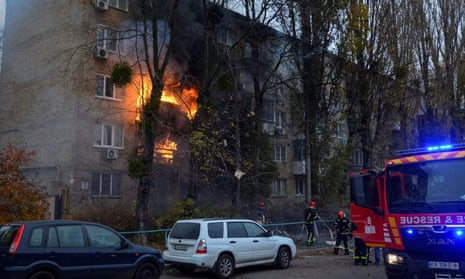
[351,220,369,265]
[353,236,369,265]
[333,210,351,255]
[303,201,319,246]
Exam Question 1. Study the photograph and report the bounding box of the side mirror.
[263,231,273,237]
[115,239,129,250]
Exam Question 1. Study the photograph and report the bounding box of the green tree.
[0,144,48,223]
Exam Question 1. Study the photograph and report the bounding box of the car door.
[242,222,276,261]
[45,225,92,279]
[226,222,254,264]
[84,224,134,279]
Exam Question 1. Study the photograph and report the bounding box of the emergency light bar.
[395,143,465,157]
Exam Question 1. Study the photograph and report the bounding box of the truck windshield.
[386,158,465,213]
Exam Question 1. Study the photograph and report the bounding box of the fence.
[120,218,336,246]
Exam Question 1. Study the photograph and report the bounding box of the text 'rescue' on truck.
[350,144,465,279]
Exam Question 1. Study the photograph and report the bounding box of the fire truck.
[350,144,465,279]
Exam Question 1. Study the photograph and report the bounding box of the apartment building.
[0,0,316,219]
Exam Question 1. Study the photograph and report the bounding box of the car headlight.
[386,253,404,265]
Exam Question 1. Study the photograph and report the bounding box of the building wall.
[0,0,139,217]
[0,0,315,220]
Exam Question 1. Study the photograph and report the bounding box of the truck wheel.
[215,254,234,279]
[274,246,291,269]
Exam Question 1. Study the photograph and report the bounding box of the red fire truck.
[350,144,465,279]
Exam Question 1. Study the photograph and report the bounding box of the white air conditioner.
[96,0,109,10]
[106,149,118,159]
[96,47,108,59]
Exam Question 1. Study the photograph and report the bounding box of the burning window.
[154,138,177,164]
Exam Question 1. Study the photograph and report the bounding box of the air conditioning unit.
[96,47,108,59]
[95,0,109,10]
[106,149,118,159]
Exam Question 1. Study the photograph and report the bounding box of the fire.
[155,138,177,163]
[132,73,197,164]
[136,76,199,121]
[161,84,199,120]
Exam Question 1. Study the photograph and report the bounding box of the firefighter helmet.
[309,201,316,208]
[337,210,345,219]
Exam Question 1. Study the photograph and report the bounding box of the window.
[91,173,122,197]
[295,177,305,196]
[273,145,286,162]
[93,124,123,148]
[208,222,224,238]
[352,148,363,166]
[29,228,44,247]
[227,222,248,238]
[293,140,305,161]
[335,123,346,145]
[218,28,233,46]
[275,111,285,135]
[170,223,200,240]
[262,100,274,122]
[243,222,266,237]
[96,74,124,100]
[97,25,120,53]
[272,179,287,197]
[86,225,121,248]
[53,225,85,248]
[109,0,128,11]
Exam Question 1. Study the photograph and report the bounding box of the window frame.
[273,145,286,162]
[93,124,124,148]
[109,0,128,11]
[97,25,121,54]
[96,73,124,100]
[295,177,305,196]
[91,172,122,198]
[271,179,287,197]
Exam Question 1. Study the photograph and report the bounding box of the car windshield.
[387,158,465,213]
[0,225,19,247]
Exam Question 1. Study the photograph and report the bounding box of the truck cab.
[350,144,465,279]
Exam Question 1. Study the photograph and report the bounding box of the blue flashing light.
[426,144,453,152]
[406,229,414,235]
[455,230,464,237]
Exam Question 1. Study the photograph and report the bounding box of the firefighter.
[353,237,369,265]
[333,210,351,255]
[303,201,319,246]
[350,220,369,265]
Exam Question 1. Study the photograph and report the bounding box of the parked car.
[0,220,164,279]
[162,218,296,278]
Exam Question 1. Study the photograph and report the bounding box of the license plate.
[428,261,459,270]
[174,244,188,251]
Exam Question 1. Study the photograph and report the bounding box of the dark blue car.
[0,220,164,279]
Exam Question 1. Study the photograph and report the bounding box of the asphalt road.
[161,245,387,279]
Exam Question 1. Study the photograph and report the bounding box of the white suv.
[162,218,296,278]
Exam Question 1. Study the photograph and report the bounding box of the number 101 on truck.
[350,144,465,279]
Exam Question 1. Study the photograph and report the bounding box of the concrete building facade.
[0,0,328,220]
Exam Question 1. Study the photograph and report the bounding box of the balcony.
[292,160,306,175]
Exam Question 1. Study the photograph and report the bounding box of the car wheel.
[274,246,291,269]
[134,263,159,279]
[28,271,55,279]
[215,254,235,279]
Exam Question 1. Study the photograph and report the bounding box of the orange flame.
[155,138,177,163]
[133,74,197,164]
[136,76,199,122]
